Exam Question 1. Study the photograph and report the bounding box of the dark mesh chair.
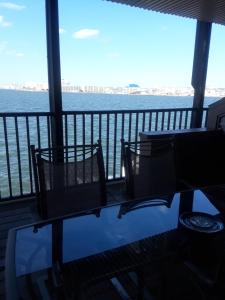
[31,141,106,219]
[121,138,176,200]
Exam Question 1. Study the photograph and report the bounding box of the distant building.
[127,83,139,88]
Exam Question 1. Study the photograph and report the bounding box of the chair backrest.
[121,138,176,199]
[31,142,106,219]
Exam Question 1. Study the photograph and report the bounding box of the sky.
[0,0,225,88]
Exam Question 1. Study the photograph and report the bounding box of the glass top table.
[5,188,225,300]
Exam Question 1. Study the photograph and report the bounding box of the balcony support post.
[191,21,212,128]
[45,0,63,153]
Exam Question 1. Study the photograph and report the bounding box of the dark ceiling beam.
[105,0,225,26]
[45,0,63,151]
[191,21,212,128]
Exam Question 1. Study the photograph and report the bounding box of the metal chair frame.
[121,138,176,200]
[31,141,106,219]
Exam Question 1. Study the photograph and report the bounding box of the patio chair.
[31,141,106,219]
[121,138,176,200]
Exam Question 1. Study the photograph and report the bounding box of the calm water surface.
[0,89,219,112]
[0,90,219,198]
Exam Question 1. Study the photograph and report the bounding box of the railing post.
[191,21,212,128]
[45,0,63,155]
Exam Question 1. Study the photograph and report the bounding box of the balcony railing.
[0,108,208,201]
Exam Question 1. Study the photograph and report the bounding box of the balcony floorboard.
[0,198,40,299]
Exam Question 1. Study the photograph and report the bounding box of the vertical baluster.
[74,114,77,184]
[188,110,192,128]
[47,115,53,189]
[99,113,103,180]
[82,113,85,146]
[142,112,146,132]
[99,113,102,141]
[128,112,132,142]
[134,112,139,177]
[120,113,125,178]
[65,114,68,161]
[179,111,183,129]
[74,114,77,147]
[26,116,33,194]
[91,114,94,145]
[173,111,177,130]
[82,113,85,183]
[149,112,152,131]
[184,110,188,129]
[47,115,52,166]
[47,115,51,149]
[161,111,165,131]
[65,114,68,186]
[135,112,139,144]
[3,117,12,198]
[37,116,41,148]
[15,116,23,196]
[113,113,117,179]
[106,113,110,180]
[155,112,158,131]
[167,111,171,130]
[91,113,94,181]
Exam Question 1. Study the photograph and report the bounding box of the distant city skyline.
[1,81,225,97]
[1,79,225,89]
[0,1,225,87]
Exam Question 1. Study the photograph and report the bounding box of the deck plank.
[0,199,39,300]
[0,207,31,219]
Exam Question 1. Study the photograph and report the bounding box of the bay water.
[0,89,219,199]
[0,89,218,112]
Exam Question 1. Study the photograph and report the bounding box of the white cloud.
[6,50,24,57]
[0,40,7,53]
[161,25,168,31]
[15,52,24,57]
[0,2,26,10]
[73,29,99,39]
[0,41,24,57]
[0,15,12,27]
[59,28,66,34]
[106,52,120,59]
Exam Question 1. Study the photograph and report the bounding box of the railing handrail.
[0,112,53,117]
[0,107,208,117]
[63,107,208,115]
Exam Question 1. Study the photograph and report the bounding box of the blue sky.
[0,0,225,88]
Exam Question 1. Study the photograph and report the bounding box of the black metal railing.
[0,112,52,200]
[0,108,208,200]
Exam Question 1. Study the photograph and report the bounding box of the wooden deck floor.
[0,198,40,299]
[0,181,127,300]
